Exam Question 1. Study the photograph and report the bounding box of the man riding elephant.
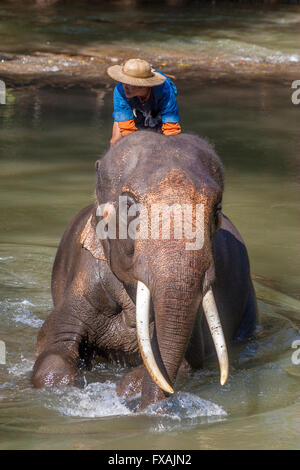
[32,132,258,409]
[107,58,182,146]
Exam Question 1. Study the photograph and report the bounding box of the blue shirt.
[112,71,180,127]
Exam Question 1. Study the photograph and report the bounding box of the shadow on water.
[0,78,300,448]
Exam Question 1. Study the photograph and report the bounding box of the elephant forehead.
[122,167,219,207]
[153,168,195,196]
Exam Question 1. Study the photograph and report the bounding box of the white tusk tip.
[166,385,174,395]
[220,373,228,386]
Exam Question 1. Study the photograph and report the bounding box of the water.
[1,1,300,72]
[1,0,300,450]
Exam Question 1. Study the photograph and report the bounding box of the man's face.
[122,84,150,99]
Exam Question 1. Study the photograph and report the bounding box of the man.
[107,58,181,146]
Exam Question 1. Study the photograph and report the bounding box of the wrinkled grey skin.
[32,132,258,409]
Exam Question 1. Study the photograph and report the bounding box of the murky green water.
[1,79,300,450]
[1,0,300,450]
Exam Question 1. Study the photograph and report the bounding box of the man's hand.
[110,121,122,146]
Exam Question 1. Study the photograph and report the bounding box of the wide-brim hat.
[107,59,166,87]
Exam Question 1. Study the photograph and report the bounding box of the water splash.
[42,379,226,429]
[1,299,43,328]
[145,391,227,420]
[142,392,227,433]
[44,381,131,418]
[8,355,34,377]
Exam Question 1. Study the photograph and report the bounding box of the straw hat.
[107,59,166,87]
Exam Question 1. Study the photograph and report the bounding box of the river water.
[1,0,300,450]
[1,1,300,66]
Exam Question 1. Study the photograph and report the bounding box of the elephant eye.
[118,194,136,224]
[126,198,135,211]
[121,192,136,209]
[214,202,222,231]
[215,202,222,213]
[118,193,138,257]
[122,237,135,257]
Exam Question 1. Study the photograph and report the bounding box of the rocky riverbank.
[1,49,299,90]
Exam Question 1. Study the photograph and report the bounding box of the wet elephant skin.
[32,132,258,409]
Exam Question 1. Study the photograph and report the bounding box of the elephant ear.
[80,212,107,262]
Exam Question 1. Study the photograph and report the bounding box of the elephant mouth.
[135,281,229,394]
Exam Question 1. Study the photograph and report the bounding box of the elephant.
[32,131,258,409]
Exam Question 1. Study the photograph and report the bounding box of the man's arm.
[158,79,181,136]
[111,84,137,145]
[110,121,122,146]
[110,120,138,146]
[161,122,181,135]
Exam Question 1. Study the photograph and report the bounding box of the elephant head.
[95,131,228,408]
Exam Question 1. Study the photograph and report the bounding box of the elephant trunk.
[137,253,203,409]
[136,252,228,409]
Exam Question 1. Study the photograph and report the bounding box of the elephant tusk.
[136,281,174,395]
[202,288,229,386]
